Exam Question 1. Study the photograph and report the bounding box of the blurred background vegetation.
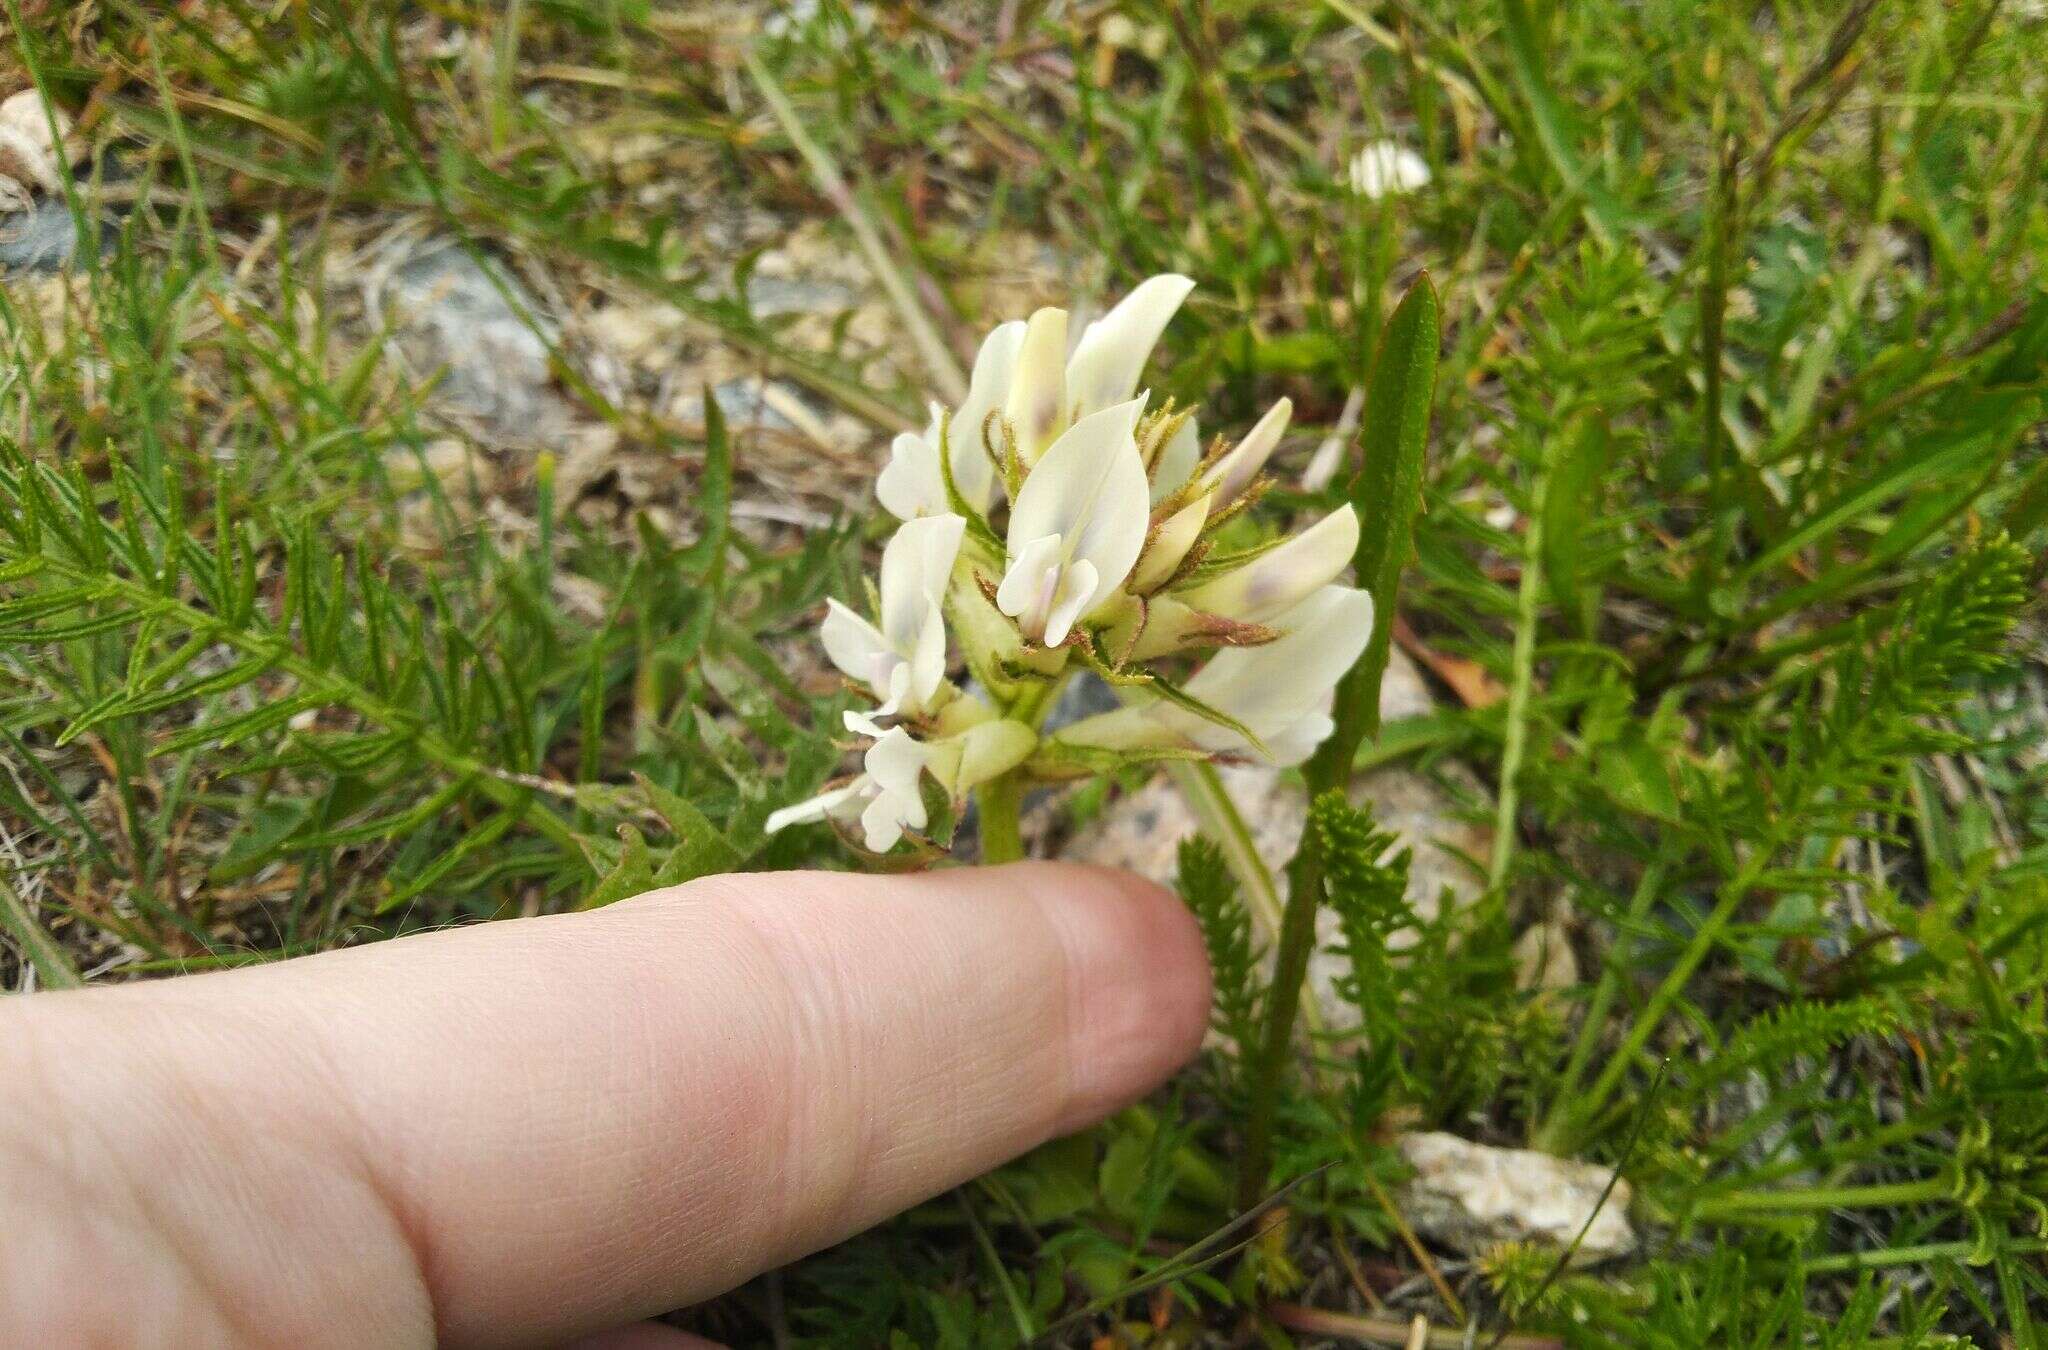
[1,0,2045,1343]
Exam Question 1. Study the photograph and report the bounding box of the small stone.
[0,198,86,273]
[0,89,79,212]
[1396,1132,1637,1265]
[367,239,573,448]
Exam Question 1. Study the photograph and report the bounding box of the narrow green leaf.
[1306,275,1439,792]
[634,773,746,879]
[0,872,83,990]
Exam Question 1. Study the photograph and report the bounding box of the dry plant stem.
[1269,1302,1562,1350]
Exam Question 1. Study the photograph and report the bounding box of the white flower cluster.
[767,275,1375,853]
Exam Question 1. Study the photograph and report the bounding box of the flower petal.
[946,320,1025,507]
[1176,505,1358,622]
[875,405,947,520]
[878,513,966,650]
[1198,397,1292,506]
[1042,558,1099,648]
[995,532,1064,639]
[1058,584,1374,765]
[765,779,868,835]
[1066,274,1195,421]
[1129,492,1212,594]
[1006,396,1151,622]
[1179,585,1375,740]
[820,598,894,701]
[1004,307,1070,465]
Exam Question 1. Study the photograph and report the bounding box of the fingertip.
[990,862,1212,1135]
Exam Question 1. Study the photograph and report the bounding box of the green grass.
[3,0,2047,1343]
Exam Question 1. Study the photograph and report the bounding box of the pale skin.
[0,862,1211,1349]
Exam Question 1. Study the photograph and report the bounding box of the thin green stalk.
[1694,1176,1948,1220]
[977,675,1062,866]
[1489,439,1555,891]
[1803,1238,2048,1275]
[743,50,967,405]
[1535,862,1665,1149]
[1237,828,1326,1213]
[1562,867,1757,1142]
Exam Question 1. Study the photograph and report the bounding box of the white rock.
[0,89,77,212]
[363,238,573,448]
[1397,1132,1637,1264]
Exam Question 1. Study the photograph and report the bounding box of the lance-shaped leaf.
[1304,275,1438,793]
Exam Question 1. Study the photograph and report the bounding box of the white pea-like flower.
[769,273,1378,854]
[820,513,964,719]
[1348,141,1430,200]
[994,398,1151,647]
[764,703,1036,852]
[1055,585,1376,766]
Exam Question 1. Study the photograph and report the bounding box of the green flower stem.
[976,673,1064,866]
[978,774,1026,864]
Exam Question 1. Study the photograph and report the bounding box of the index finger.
[4,862,1210,1347]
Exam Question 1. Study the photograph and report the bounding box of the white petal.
[820,599,894,700]
[864,726,931,802]
[1059,584,1374,764]
[1004,307,1070,465]
[946,322,1023,508]
[1042,558,1099,648]
[765,780,868,834]
[1150,413,1202,504]
[1263,707,1336,767]
[1180,585,1375,741]
[1199,398,1292,505]
[1129,492,1212,594]
[878,514,965,649]
[1006,397,1151,619]
[995,532,1064,639]
[1349,142,1430,199]
[876,410,946,520]
[1177,505,1358,622]
[859,793,909,852]
[1066,274,1195,421]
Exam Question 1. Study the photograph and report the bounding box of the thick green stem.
[978,774,1025,865]
[1237,830,1327,1213]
